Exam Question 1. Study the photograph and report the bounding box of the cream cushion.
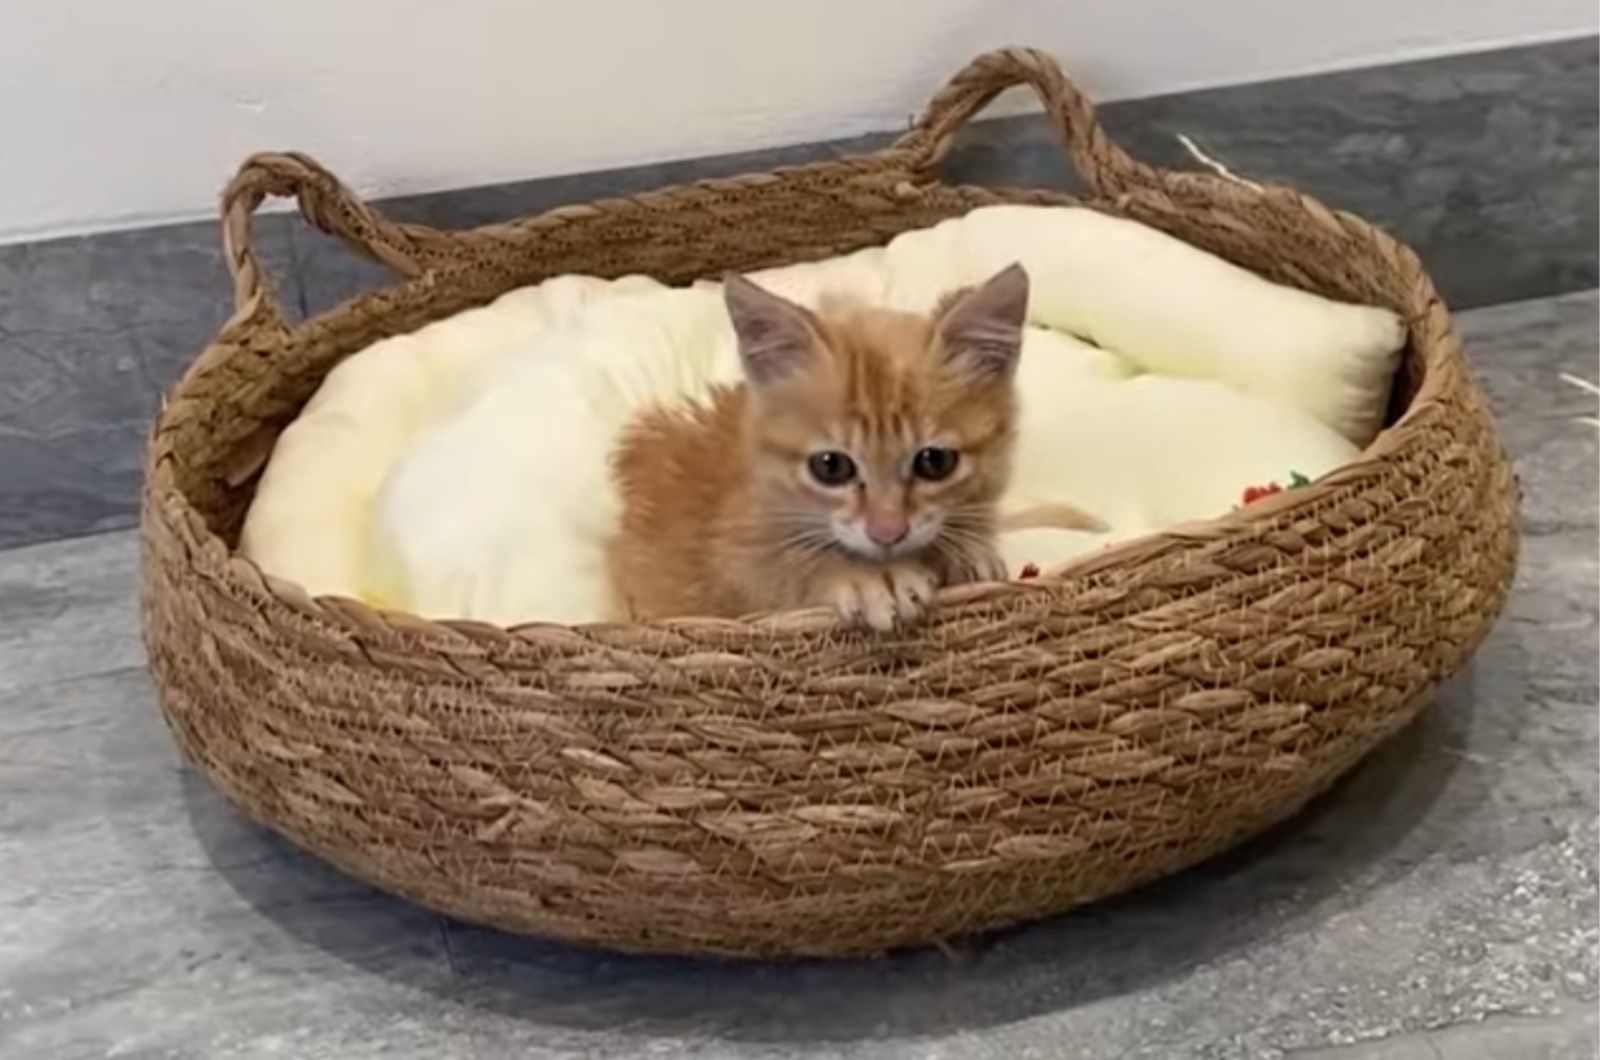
[239,205,1400,625]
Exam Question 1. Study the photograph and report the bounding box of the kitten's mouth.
[829,520,947,564]
[837,536,928,564]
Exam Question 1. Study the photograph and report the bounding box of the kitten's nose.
[866,514,909,548]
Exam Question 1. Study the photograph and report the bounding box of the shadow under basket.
[140,48,1520,958]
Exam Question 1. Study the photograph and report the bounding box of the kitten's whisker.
[935,527,992,552]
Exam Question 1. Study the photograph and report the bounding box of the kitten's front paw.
[824,563,938,632]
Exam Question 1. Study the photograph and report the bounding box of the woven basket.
[141,48,1519,958]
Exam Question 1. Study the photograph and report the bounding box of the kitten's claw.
[888,564,938,623]
[825,563,937,632]
[826,575,886,631]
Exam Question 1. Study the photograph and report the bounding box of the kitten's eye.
[806,450,857,486]
[912,447,960,481]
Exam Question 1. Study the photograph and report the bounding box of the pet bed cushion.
[240,205,1393,625]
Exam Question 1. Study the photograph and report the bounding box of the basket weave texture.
[140,49,1519,957]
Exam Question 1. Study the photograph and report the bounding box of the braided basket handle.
[220,152,454,331]
[894,48,1157,198]
[220,52,1152,332]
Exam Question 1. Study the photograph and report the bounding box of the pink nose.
[866,515,909,548]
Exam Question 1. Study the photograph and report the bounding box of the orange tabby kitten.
[608,264,1028,630]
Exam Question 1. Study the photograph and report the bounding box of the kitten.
[607,263,1028,630]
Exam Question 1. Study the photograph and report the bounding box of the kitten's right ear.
[724,274,820,386]
[936,263,1030,382]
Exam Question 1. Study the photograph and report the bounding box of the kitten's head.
[723,264,1028,566]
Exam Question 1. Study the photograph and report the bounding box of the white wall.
[0,0,1593,242]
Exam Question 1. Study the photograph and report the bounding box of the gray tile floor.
[1,291,1596,1058]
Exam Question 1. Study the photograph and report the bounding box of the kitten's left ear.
[937,263,1029,381]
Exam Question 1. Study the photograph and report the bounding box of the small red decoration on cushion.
[1241,481,1284,505]
[1019,563,1040,579]
[1240,470,1310,509]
